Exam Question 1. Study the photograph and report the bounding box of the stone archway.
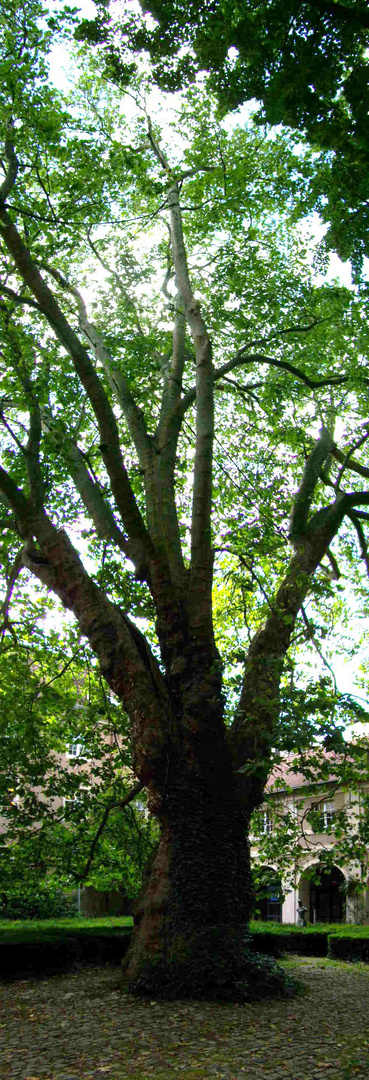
[300,865,346,924]
[310,866,346,923]
[253,866,283,922]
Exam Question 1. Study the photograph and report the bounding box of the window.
[323,800,335,830]
[262,811,273,835]
[309,799,336,833]
[62,788,88,817]
[66,743,83,758]
[1,790,19,810]
[63,794,81,810]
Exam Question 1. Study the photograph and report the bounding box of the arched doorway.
[253,866,283,922]
[309,866,346,924]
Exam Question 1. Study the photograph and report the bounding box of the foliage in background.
[250,680,369,895]
[0,616,158,907]
[87,0,369,273]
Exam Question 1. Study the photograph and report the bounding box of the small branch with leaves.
[79,780,145,882]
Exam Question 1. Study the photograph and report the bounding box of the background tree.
[0,611,156,916]
[0,2,369,999]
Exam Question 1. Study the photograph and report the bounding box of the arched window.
[253,866,283,922]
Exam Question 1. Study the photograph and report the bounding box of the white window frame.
[262,810,273,835]
[66,742,83,758]
[323,799,335,829]
[62,786,88,814]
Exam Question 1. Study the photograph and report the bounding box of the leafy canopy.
[79,0,369,271]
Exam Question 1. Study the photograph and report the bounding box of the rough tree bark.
[0,121,368,1000]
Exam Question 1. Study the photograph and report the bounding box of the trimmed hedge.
[250,922,369,961]
[0,932,132,979]
[249,923,332,957]
[1,918,369,979]
[0,915,133,943]
[328,928,369,963]
[0,917,133,979]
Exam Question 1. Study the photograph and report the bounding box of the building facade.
[251,752,369,925]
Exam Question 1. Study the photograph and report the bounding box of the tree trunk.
[123,686,293,1002]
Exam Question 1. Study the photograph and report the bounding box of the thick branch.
[0,283,42,311]
[41,410,134,559]
[167,180,214,640]
[326,548,341,580]
[40,264,152,470]
[228,428,368,812]
[180,349,350,419]
[0,206,152,578]
[146,120,215,628]
[214,351,349,393]
[0,549,23,640]
[343,490,369,510]
[228,543,332,810]
[19,515,171,782]
[22,375,45,512]
[332,442,369,481]
[0,464,33,529]
[289,426,334,543]
[0,454,172,777]
[347,510,369,575]
[41,265,188,595]
[146,299,189,595]
[157,298,186,434]
[0,121,18,204]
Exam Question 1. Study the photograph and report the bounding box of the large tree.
[1,1,369,998]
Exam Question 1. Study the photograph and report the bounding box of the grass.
[282,954,369,975]
[249,920,349,934]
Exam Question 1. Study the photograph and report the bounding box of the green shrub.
[0,883,78,921]
[328,927,369,962]
[0,934,132,979]
[250,925,329,957]
[0,918,133,979]
[0,915,133,943]
[1,917,368,979]
[249,922,369,961]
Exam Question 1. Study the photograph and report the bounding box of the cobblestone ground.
[0,958,368,1079]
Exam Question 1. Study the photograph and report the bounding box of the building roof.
[265,743,369,794]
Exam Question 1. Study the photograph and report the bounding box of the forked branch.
[289,426,334,544]
[229,427,369,811]
[39,263,152,470]
[41,410,135,561]
[0,203,152,579]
